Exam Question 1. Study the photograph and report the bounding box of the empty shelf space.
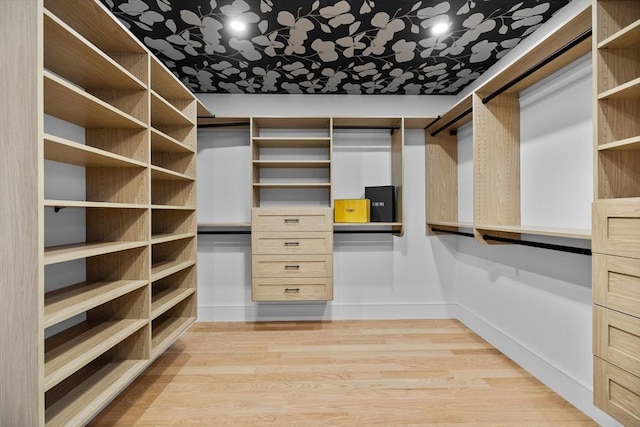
[44,200,148,209]
[44,241,148,265]
[598,136,640,151]
[151,56,194,101]
[598,77,640,100]
[44,134,146,168]
[43,10,146,91]
[44,280,148,329]
[598,19,640,49]
[151,316,195,359]
[151,91,194,127]
[253,183,331,189]
[44,319,147,392]
[150,165,194,181]
[151,259,196,282]
[151,128,193,153]
[253,160,331,168]
[151,232,194,245]
[45,359,146,427]
[474,225,591,240]
[252,137,331,148]
[151,288,196,320]
[44,71,146,129]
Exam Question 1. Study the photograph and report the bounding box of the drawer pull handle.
[284,265,300,270]
[284,242,300,246]
[284,218,300,224]
[284,288,300,293]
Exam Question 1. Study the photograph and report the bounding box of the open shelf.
[151,128,193,153]
[474,225,591,240]
[151,315,195,359]
[44,71,146,129]
[44,200,148,209]
[151,288,195,320]
[427,221,474,229]
[151,259,196,282]
[151,204,196,211]
[44,280,147,329]
[44,241,148,265]
[150,165,194,181]
[334,222,403,228]
[253,160,331,168]
[44,319,147,392]
[252,137,331,148]
[44,359,147,426]
[253,183,331,189]
[150,56,193,102]
[44,134,146,168]
[151,91,194,127]
[598,19,640,49]
[198,222,252,228]
[43,10,146,91]
[151,232,194,245]
[403,117,438,129]
[597,77,640,100]
[598,136,640,151]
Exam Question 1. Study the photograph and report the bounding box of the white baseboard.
[455,305,621,427]
[198,302,457,322]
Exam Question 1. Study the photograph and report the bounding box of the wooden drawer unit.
[252,208,333,232]
[594,305,640,377]
[252,278,333,301]
[593,198,640,258]
[594,254,640,318]
[253,232,332,255]
[594,357,640,427]
[251,207,333,302]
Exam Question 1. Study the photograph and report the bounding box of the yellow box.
[334,199,370,223]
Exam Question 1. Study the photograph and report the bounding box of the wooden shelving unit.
[592,1,640,425]
[0,0,204,424]
[425,6,593,242]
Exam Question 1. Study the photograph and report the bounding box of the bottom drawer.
[594,357,640,426]
[252,278,333,302]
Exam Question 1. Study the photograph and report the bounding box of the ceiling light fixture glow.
[431,21,451,36]
[229,19,247,32]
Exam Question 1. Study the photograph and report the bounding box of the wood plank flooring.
[90,319,597,426]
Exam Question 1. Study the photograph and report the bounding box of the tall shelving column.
[592,1,640,425]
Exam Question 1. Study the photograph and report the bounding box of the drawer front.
[253,232,332,255]
[252,255,332,278]
[593,199,640,258]
[594,357,640,427]
[594,306,640,377]
[253,208,332,232]
[594,254,640,317]
[252,278,333,301]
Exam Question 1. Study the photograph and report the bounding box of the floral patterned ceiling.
[100,0,573,95]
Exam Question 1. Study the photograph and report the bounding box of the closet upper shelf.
[597,16,640,49]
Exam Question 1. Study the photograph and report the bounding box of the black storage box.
[365,185,395,222]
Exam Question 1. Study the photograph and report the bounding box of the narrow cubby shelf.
[252,137,331,148]
[253,160,331,168]
[150,56,193,102]
[44,319,147,392]
[44,200,148,209]
[597,77,640,100]
[150,165,194,181]
[151,288,196,320]
[44,134,147,168]
[151,128,193,153]
[44,280,148,329]
[44,241,148,266]
[151,315,195,359]
[44,359,147,426]
[151,91,194,127]
[151,204,196,211]
[597,136,640,151]
[43,10,146,91]
[150,232,194,245]
[44,71,146,129]
[474,225,591,240]
[598,19,640,49]
[151,259,196,282]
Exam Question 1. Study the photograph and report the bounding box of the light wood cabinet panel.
[252,278,333,301]
[252,208,333,232]
[593,198,640,258]
[593,254,640,317]
[252,232,332,255]
[594,305,640,377]
[594,357,640,427]
[252,255,333,278]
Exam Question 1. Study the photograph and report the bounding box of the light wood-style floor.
[90,319,597,426]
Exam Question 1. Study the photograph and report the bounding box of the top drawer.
[593,198,640,259]
[253,208,332,232]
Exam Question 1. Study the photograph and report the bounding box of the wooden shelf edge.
[253,160,331,168]
[334,222,402,227]
[427,221,474,229]
[150,165,195,181]
[151,205,196,211]
[253,183,331,188]
[44,241,148,266]
[151,316,196,360]
[44,134,147,168]
[151,232,195,245]
[151,288,196,320]
[44,200,148,209]
[44,280,148,329]
[44,319,147,392]
[598,136,640,151]
[151,56,195,101]
[151,91,194,127]
[45,359,147,427]
[151,128,194,153]
[597,77,640,100]
[151,260,196,282]
[198,222,251,228]
[598,19,640,49]
[474,225,591,240]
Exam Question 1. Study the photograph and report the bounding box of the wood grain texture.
[594,356,640,427]
[592,198,640,258]
[391,122,404,235]
[253,208,333,232]
[90,320,597,426]
[596,0,640,42]
[593,253,640,318]
[425,130,458,232]
[593,305,640,377]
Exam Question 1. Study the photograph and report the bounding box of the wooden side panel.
[425,130,458,230]
[593,254,640,317]
[391,122,403,233]
[594,305,640,377]
[593,198,640,258]
[594,357,640,426]
[0,0,44,424]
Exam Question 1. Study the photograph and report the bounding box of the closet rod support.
[430,107,472,137]
[423,116,441,130]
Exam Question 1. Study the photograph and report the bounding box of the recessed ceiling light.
[431,21,451,36]
[229,19,247,33]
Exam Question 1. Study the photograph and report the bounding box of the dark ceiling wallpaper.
[100,0,573,95]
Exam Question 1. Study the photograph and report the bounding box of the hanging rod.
[198,229,400,235]
[197,115,216,119]
[198,122,250,128]
[482,28,592,105]
[333,125,400,130]
[430,107,473,137]
[198,230,251,235]
[430,227,591,256]
[423,116,441,130]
